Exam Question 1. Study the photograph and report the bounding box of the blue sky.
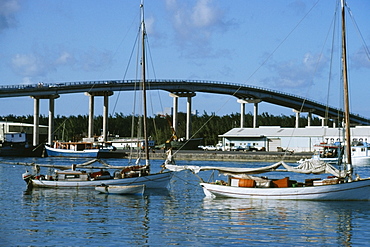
[0,0,369,121]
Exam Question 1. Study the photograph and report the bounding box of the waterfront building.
[219,126,370,152]
[0,121,48,143]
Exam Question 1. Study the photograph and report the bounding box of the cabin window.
[65,174,80,179]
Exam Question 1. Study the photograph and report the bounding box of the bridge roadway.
[0,79,368,125]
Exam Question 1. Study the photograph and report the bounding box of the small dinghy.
[95,184,145,195]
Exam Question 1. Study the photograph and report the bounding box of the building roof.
[0,121,47,128]
[219,126,370,138]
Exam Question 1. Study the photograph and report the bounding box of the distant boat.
[44,141,125,158]
[301,141,370,166]
[95,184,145,195]
[0,132,43,157]
[165,0,370,200]
[351,142,370,166]
[155,138,203,150]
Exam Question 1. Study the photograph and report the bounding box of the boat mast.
[341,0,352,166]
[140,1,150,164]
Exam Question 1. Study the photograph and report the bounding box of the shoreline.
[123,150,313,162]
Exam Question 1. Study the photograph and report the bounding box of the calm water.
[1,157,370,246]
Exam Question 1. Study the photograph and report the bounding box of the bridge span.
[0,79,369,146]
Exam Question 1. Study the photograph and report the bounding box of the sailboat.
[165,0,370,200]
[22,1,173,189]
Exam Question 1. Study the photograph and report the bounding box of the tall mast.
[341,0,351,166]
[140,1,150,164]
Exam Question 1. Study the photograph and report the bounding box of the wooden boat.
[166,158,370,200]
[22,2,173,189]
[95,184,145,195]
[22,159,172,189]
[165,0,370,200]
[44,141,123,158]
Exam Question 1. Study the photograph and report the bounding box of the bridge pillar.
[32,97,39,146]
[102,92,110,142]
[31,94,60,146]
[85,91,113,142]
[293,109,300,128]
[171,95,178,133]
[186,96,192,140]
[237,99,261,128]
[170,92,196,139]
[238,100,245,128]
[87,93,94,138]
[48,95,60,145]
[253,102,259,128]
[319,116,325,126]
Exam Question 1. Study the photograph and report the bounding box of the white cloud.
[191,0,218,28]
[0,0,21,32]
[11,48,113,79]
[55,51,74,65]
[21,77,33,85]
[263,52,328,89]
[165,0,233,57]
[11,53,47,77]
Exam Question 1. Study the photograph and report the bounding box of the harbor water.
[1,156,370,246]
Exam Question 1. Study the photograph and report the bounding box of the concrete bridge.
[0,79,369,146]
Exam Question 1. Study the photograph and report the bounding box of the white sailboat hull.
[95,184,145,195]
[200,179,370,200]
[28,171,172,189]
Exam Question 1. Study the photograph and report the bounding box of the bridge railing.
[0,79,367,120]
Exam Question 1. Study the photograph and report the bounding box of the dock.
[124,150,312,162]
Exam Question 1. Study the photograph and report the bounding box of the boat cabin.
[313,143,341,159]
[45,169,112,181]
[53,141,99,151]
[55,170,89,181]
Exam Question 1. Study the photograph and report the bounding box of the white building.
[0,121,48,142]
[219,126,370,152]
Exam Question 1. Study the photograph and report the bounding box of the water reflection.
[202,198,370,245]
[3,159,370,246]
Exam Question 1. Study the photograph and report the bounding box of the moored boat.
[165,0,370,200]
[350,142,370,166]
[0,132,43,157]
[95,184,145,195]
[301,141,370,166]
[45,141,124,158]
[22,160,172,189]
